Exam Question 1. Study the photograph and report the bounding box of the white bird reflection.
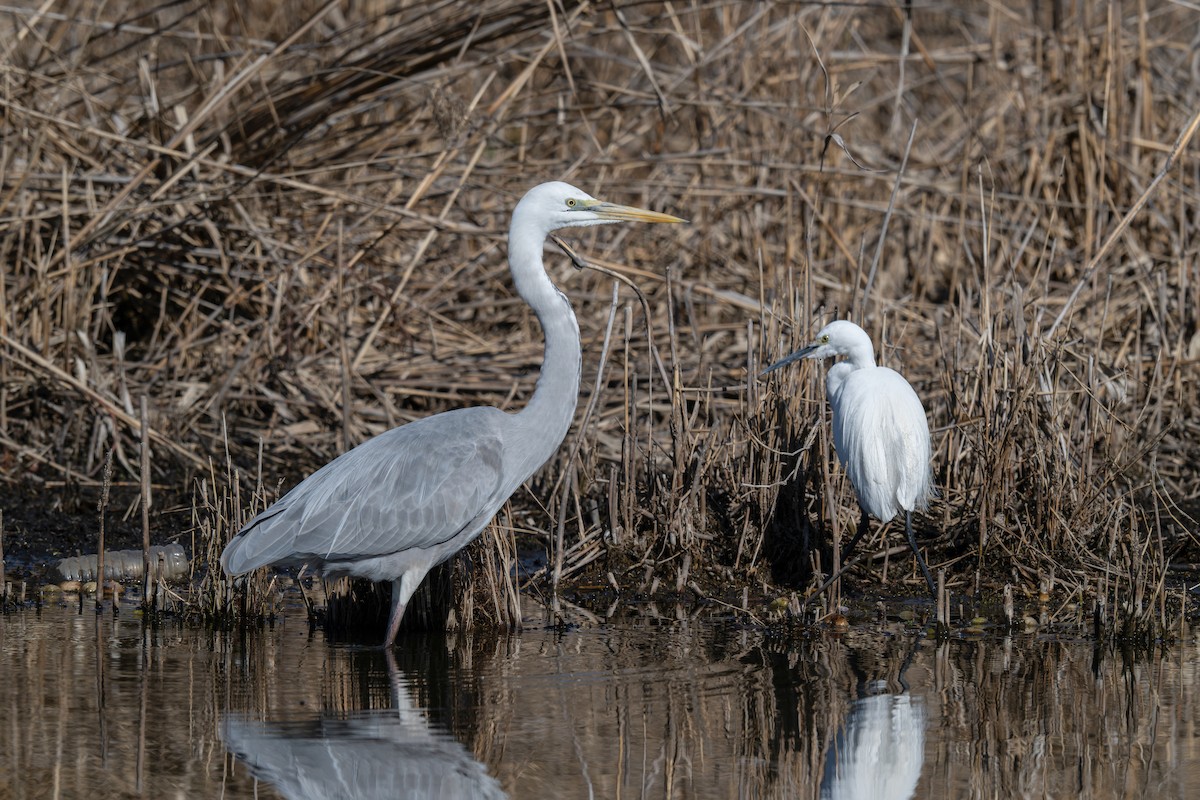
[821,691,926,800]
[221,654,506,800]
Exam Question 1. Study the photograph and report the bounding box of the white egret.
[821,692,926,800]
[221,181,684,646]
[763,320,937,595]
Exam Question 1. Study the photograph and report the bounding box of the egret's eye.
[566,198,578,208]
[821,335,830,343]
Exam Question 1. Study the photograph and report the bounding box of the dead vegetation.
[1,1,1197,637]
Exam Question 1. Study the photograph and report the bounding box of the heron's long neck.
[509,234,581,473]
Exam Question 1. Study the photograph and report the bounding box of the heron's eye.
[821,335,829,343]
[566,198,578,208]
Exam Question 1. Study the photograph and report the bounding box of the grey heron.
[763,320,937,595]
[222,649,506,799]
[221,181,684,645]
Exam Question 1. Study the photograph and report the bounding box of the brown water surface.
[0,597,1196,798]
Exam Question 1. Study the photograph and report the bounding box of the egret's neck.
[826,340,875,402]
[825,362,854,404]
[509,233,581,473]
[843,340,877,371]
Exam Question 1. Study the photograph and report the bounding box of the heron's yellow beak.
[584,200,687,224]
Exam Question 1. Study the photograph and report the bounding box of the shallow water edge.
[2,595,1198,799]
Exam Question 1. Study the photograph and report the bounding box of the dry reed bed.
[0,1,1197,633]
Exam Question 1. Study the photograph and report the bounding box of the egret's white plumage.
[764,320,937,594]
[820,692,926,800]
[221,182,684,646]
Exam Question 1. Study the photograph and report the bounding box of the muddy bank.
[0,479,193,578]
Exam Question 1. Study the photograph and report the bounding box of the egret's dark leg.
[905,511,937,597]
[840,508,872,566]
[383,578,407,649]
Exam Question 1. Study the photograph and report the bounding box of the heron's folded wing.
[225,408,509,571]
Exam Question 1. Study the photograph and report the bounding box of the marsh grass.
[1,1,1197,638]
[190,432,279,628]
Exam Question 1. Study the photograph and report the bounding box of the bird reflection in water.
[221,652,506,800]
[820,688,926,800]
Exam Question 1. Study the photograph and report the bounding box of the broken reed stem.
[1,508,6,607]
[936,569,948,637]
[93,601,107,755]
[136,666,148,793]
[140,395,152,611]
[96,448,113,611]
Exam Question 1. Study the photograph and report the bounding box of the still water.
[0,596,1196,798]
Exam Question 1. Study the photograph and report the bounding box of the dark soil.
[0,478,194,579]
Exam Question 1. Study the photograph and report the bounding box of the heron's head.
[515,181,685,237]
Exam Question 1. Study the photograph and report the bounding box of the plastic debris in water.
[56,544,189,583]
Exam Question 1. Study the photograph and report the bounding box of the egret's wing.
[830,368,931,520]
[222,407,510,573]
[870,369,933,512]
[820,694,926,800]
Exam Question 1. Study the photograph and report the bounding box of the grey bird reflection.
[222,653,505,800]
[820,690,926,800]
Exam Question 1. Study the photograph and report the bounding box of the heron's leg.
[905,511,937,597]
[383,578,407,649]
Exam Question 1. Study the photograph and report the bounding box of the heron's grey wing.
[222,407,511,573]
[222,714,508,800]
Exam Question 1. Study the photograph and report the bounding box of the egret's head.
[515,181,685,237]
[761,320,875,375]
[803,320,874,359]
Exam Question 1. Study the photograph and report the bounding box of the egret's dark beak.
[761,343,819,376]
